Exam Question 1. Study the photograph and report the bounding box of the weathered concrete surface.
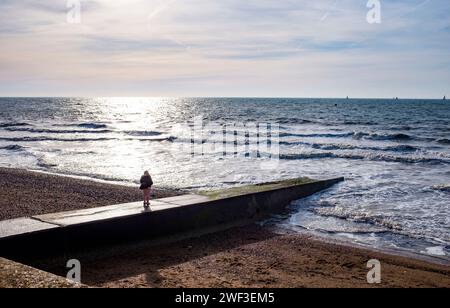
[34,194,210,226]
[198,177,315,200]
[0,177,344,260]
[0,218,58,240]
[0,257,84,288]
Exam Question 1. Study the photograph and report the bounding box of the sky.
[0,0,449,98]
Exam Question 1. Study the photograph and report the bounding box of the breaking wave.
[56,122,109,129]
[431,184,450,192]
[353,132,412,141]
[312,208,404,232]
[0,144,26,151]
[437,139,450,144]
[0,122,31,128]
[0,136,115,142]
[281,141,419,153]
[279,152,450,164]
[4,127,112,134]
[280,132,354,138]
[123,130,164,137]
[0,136,175,143]
[273,117,317,124]
[280,131,420,141]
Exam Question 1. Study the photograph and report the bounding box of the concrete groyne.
[0,177,344,260]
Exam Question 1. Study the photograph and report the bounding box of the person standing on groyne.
[139,171,153,209]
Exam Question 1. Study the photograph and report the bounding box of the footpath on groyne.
[0,177,344,260]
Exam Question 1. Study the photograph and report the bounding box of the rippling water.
[0,97,449,260]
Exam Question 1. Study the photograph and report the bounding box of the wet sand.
[1,167,449,288]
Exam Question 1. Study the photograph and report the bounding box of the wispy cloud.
[0,0,449,97]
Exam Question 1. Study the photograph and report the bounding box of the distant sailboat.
[346,96,349,100]
[444,96,446,101]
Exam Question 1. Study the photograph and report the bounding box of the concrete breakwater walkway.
[0,177,344,260]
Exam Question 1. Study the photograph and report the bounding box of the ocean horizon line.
[0,96,448,100]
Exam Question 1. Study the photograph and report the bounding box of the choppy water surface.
[0,97,449,260]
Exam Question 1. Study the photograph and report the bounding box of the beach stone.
[0,257,85,288]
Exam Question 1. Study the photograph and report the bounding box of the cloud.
[0,0,449,97]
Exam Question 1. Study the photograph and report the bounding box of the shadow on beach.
[28,224,280,287]
[23,223,450,288]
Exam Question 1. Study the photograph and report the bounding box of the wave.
[343,120,377,125]
[162,136,177,142]
[281,152,354,160]
[0,122,31,128]
[280,130,433,142]
[312,208,403,232]
[311,207,450,245]
[0,144,26,151]
[56,122,108,129]
[274,117,317,124]
[353,132,412,141]
[4,126,169,138]
[77,122,108,129]
[437,139,450,145]
[431,184,450,192]
[35,169,133,184]
[274,118,379,126]
[124,130,163,137]
[388,125,413,131]
[280,131,415,141]
[280,132,354,138]
[0,136,175,143]
[135,136,176,142]
[279,152,450,164]
[0,136,114,142]
[274,119,380,126]
[312,143,419,152]
[280,140,419,153]
[290,221,389,235]
[36,160,58,169]
[383,145,419,152]
[4,127,112,134]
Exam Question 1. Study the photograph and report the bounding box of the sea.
[0,97,449,261]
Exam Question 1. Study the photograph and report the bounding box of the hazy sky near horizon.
[0,0,449,98]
